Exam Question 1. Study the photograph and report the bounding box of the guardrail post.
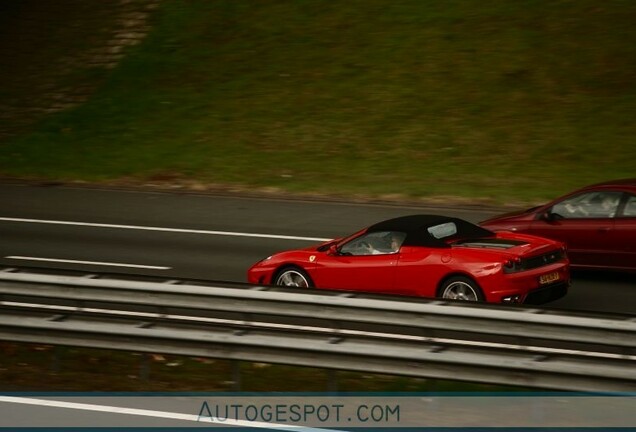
[327,369,338,392]
[139,353,150,381]
[231,360,241,391]
[51,346,66,374]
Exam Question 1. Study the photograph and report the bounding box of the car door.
[312,231,402,294]
[529,191,622,268]
[612,193,636,270]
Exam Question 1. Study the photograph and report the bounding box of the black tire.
[274,267,314,288]
[439,276,484,302]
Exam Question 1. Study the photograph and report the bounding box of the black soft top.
[367,214,495,248]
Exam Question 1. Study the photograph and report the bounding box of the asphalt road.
[1,183,634,315]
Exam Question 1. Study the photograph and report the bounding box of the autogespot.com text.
[1,393,635,429]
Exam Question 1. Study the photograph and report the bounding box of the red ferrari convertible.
[247,215,570,304]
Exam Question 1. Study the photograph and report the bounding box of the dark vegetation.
[0,342,527,392]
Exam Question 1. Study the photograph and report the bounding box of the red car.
[480,178,636,272]
[248,215,570,304]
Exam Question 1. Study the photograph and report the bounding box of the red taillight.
[503,257,522,273]
[504,257,521,268]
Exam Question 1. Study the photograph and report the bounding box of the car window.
[551,191,622,219]
[339,231,406,256]
[622,194,636,217]
[427,222,457,239]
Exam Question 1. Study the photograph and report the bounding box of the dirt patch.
[0,0,159,141]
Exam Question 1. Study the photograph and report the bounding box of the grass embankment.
[0,342,526,392]
[1,0,635,204]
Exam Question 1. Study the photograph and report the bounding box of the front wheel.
[274,267,313,288]
[439,276,484,302]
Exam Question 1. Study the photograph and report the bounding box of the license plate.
[539,271,560,285]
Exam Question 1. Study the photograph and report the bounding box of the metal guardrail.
[0,268,634,392]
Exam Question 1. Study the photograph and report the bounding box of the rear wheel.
[274,267,313,288]
[439,276,484,302]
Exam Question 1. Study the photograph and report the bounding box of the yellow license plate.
[539,271,560,285]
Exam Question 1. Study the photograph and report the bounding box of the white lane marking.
[0,217,330,242]
[0,396,338,431]
[4,256,170,270]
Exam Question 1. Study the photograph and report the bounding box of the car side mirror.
[328,244,339,256]
[542,211,562,222]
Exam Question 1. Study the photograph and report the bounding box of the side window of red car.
[552,191,622,219]
[339,231,406,256]
[622,194,636,217]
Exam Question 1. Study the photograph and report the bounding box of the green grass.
[0,342,530,392]
[1,0,635,204]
